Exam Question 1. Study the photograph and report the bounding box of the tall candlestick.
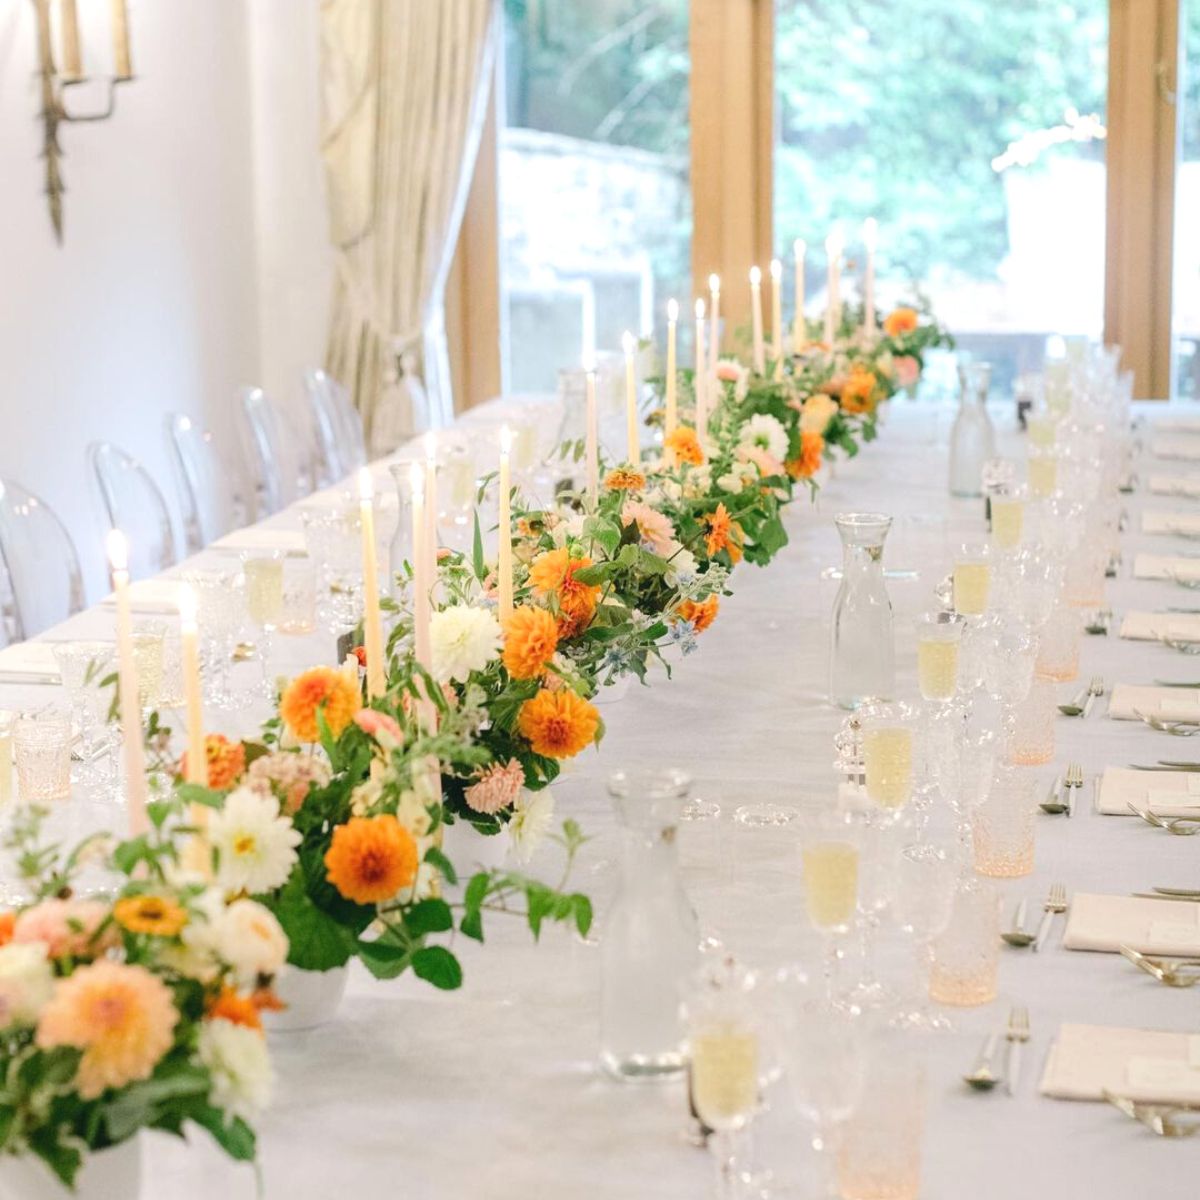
[862,217,878,335]
[358,469,386,698]
[824,230,843,345]
[61,0,83,80]
[179,584,206,789]
[694,299,708,447]
[410,463,431,673]
[498,426,514,623]
[708,274,721,376]
[111,0,132,79]
[622,331,639,464]
[770,258,784,380]
[423,433,438,581]
[107,531,149,835]
[665,299,679,437]
[749,266,765,374]
[793,239,807,353]
[584,365,599,507]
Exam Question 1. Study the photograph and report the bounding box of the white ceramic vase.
[0,1136,141,1200]
[265,963,349,1032]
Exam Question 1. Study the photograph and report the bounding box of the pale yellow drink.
[245,558,284,627]
[1028,454,1057,498]
[802,841,860,927]
[131,633,165,709]
[691,1026,759,1129]
[864,727,914,809]
[0,729,11,806]
[1027,414,1056,448]
[990,497,1024,549]
[917,636,959,701]
[952,561,991,616]
[446,458,475,509]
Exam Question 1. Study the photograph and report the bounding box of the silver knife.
[1006,1039,1022,1097]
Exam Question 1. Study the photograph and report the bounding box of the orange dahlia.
[883,307,919,338]
[280,665,360,743]
[840,367,878,415]
[207,986,263,1031]
[527,549,600,638]
[0,912,14,947]
[181,734,245,790]
[113,894,188,937]
[503,606,560,680]
[787,431,824,480]
[324,815,418,905]
[676,595,719,633]
[517,689,600,759]
[604,467,647,492]
[664,427,705,466]
[704,503,744,563]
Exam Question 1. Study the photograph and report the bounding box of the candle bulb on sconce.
[60,0,83,80]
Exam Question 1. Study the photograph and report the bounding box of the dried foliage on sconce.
[32,0,134,242]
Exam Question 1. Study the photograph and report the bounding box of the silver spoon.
[963,1032,1003,1091]
[1001,898,1035,947]
[1058,684,1089,717]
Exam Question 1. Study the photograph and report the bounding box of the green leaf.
[190,1104,257,1162]
[572,894,594,937]
[146,800,172,829]
[103,1065,210,1141]
[472,510,487,581]
[411,946,463,990]
[270,873,358,971]
[176,782,224,809]
[423,846,457,886]
[403,898,453,937]
[112,836,152,876]
[459,908,484,942]
[28,1127,83,1187]
[356,935,413,980]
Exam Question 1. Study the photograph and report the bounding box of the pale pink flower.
[13,900,115,960]
[737,444,785,478]
[621,500,676,556]
[895,355,920,388]
[464,759,526,815]
[353,709,404,751]
[246,751,332,815]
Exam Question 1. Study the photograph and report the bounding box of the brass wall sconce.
[32,0,135,242]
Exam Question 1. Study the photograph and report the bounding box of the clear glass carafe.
[948,362,996,498]
[601,769,700,1081]
[830,513,896,710]
[388,462,415,604]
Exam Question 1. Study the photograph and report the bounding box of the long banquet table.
[3,398,1200,1198]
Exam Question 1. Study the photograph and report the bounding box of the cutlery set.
[1038,764,1083,816]
[1057,680,1104,718]
[1001,885,1069,952]
[963,1007,1030,1098]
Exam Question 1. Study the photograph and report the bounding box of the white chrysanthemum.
[395,788,434,838]
[199,1018,273,1118]
[800,392,838,434]
[508,788,556,865]
[0,943,54,1027]
[740,413,789,462]
[212,898,288,983]
[430,604,502,683]
[716,472,744,493]
[208,787,301,895]
[682,465,712,500]
[664,543,699,586]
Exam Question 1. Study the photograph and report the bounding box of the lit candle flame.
[409,461,424,499]
[178,582,197,630]
[794,238,806,257]
[769,258,782,281]
[357,466,374,502]
[500,424,513,455]
[749,265,762,286]
[695,298,706,320]
[708,273,720,294]
[106,529,129,573]
[667,298,679,322]
[622,330,636,356]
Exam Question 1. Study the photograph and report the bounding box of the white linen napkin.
[1149,475,1200,499]
[1154,412,1200,433]
[1152,436,1200,461]
[99,579,184,611]
[0,641,62,679]
[1132,553,1200,582]
[1107,684,1200,722]
[211,528,309,553]
[1143,511,1200,536]
[1062,892,1200,956]
[1041,1023,1200,1103]
[1097,767,1200,818]
[1119,612,1200,643]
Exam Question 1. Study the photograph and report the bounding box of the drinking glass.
[131,620,166,711]
[798,808,860,1006]
[685,960,761,1199]
[156,633,185,709]
[951,542,991,617]
[915,614,961,702]
[1007,676,1056,766]
[1061,536,1109,609]
[14,710,72,801]
[182,567,245,710]
[845,813,903,1013]
[836,1039,925,1200]
[984,625,1037,707]
[990,484,1026,550]
[243,551,285,694]
[861,703,916,814]
[303,506,364,631]
[0,711,14,806]
[972,763,1035,878]
[1028,448,1058,498]
[278,554,318,636]
[1026,409,1057,449]
[889,839,958,1031]
[928,872,999,1006]
[52,641,113,768]
[439,438,477,555]
[1035,603,1081,681]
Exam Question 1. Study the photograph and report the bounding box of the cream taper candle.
[358,468,386,698]
[179,584,206,788]
[410,462,431,673]
[749,266,765,374]
[622,331,638,464]
[498,426,514,623]
[665,299,679,437]
[584,365,599,507]
[770,258,783,380]
[863,217,878,334]
[107,531,149,834]
[793,239,807,353]
[694,298,708,446]
[708,274,720,376]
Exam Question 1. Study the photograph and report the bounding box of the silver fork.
[1032,883,1068,953]
[1004,1007,1030,1096]
[1082,678,1104,718]
[1065,762,1084,817]
[1133,709,1200,736]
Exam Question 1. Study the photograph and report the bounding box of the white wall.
[0,0,331,601]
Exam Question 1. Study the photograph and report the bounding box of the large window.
[773,0,1108,396]
[498,0,690,393]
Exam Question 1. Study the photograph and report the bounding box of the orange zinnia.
[207,986,263,1031]
[664,427,705,467]
[0,912,14,947]
[676,595,719,633]
[181,734,245,790]
[840,367,878,415]
[280,665,360,743]
[517,689,600,759]
[704,503,744,563]
[527,549,601,639]
[503,606,560,680]
[324,815,418,905]
[883,307,918,337]
[604,467,647,492]
[787,431,824,480]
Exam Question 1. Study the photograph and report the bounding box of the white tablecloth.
[4,399,1200,1198]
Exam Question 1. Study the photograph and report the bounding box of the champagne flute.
[861,702,916,816]
[914,614,961,703]
[799,808,860,1008]
[242,551,285,696]
[951,541,991,617]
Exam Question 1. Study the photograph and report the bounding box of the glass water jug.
[948,362,996,498]
[830,512,896,710]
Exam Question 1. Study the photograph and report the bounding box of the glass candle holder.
[278,554,318,636]
[951,542,991,617]
[971,763,1036,878]
[1035,604,1081,681]
[928,873,999,1007]
[915,614,962,702]
[1007,676,1056,766]
[861,704,917,812]
[14,710,72,802]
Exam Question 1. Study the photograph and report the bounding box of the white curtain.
[319,0,497,453]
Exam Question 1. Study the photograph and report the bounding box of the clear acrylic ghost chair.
[0,479,85,643]
[302,368,367,485]
[237,386,316,517]
[164,414,246,555]
[87,442,178,580]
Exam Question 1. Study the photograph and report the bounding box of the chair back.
[237,386,316,516]
[165,414,244,554]
[87,442,178,580]
[303,368,367,485]
[0,479,85,642]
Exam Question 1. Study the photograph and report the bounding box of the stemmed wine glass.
[183,568,246,710]
[242,550,285,696]
[798,807,861,1008]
